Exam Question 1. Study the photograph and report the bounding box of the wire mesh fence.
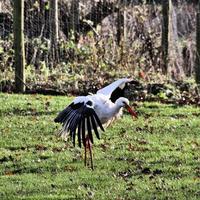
[0,0,198,92]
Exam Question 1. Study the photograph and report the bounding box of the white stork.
[54,78,138,169]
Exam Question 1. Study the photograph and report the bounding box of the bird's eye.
[86,101,93,106]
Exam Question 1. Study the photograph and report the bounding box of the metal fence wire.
[0,0,197,86]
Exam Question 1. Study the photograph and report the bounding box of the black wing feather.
[86,116,93,144]
[77,118,82,148]
[54,103,73,123]
[72,129,76,146]
[82,117,86,147]
[110,87,125,103]
[61,109,75,123]
[54,102,83,123]
[66,111,77,132]
[92,111,105,132]
[110,80,140,103]
[69,113,79,133]
[90,115,100,139]
[71,114,80,146]
[54,100,104,147]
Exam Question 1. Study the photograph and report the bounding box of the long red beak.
[125,104,138,118]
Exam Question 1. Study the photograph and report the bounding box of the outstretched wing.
[97,78,138,103]
[54,100,104,147]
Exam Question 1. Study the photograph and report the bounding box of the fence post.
[50,0,59,63]
[196,0,200,84]
[161,0,169,74]
[13,0,25,93]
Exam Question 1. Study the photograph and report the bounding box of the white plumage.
[97,78,131,97]
[54,78,137,169]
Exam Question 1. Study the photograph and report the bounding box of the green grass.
[0,93,200,200]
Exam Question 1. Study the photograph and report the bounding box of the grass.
[0,93,200,200]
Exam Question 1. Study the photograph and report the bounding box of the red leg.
[85,136,94,170]
[88,140,93,170]
[84,143,87,167]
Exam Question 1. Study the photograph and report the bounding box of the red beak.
[125,104,137,118]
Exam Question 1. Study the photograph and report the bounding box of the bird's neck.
[109,103,122,117]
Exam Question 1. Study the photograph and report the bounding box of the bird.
[54,78,138,169]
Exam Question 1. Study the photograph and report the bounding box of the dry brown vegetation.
[0,0,198,94]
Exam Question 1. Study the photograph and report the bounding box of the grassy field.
[0,93,200,200]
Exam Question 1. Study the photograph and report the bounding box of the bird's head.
[116,97,137,118]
